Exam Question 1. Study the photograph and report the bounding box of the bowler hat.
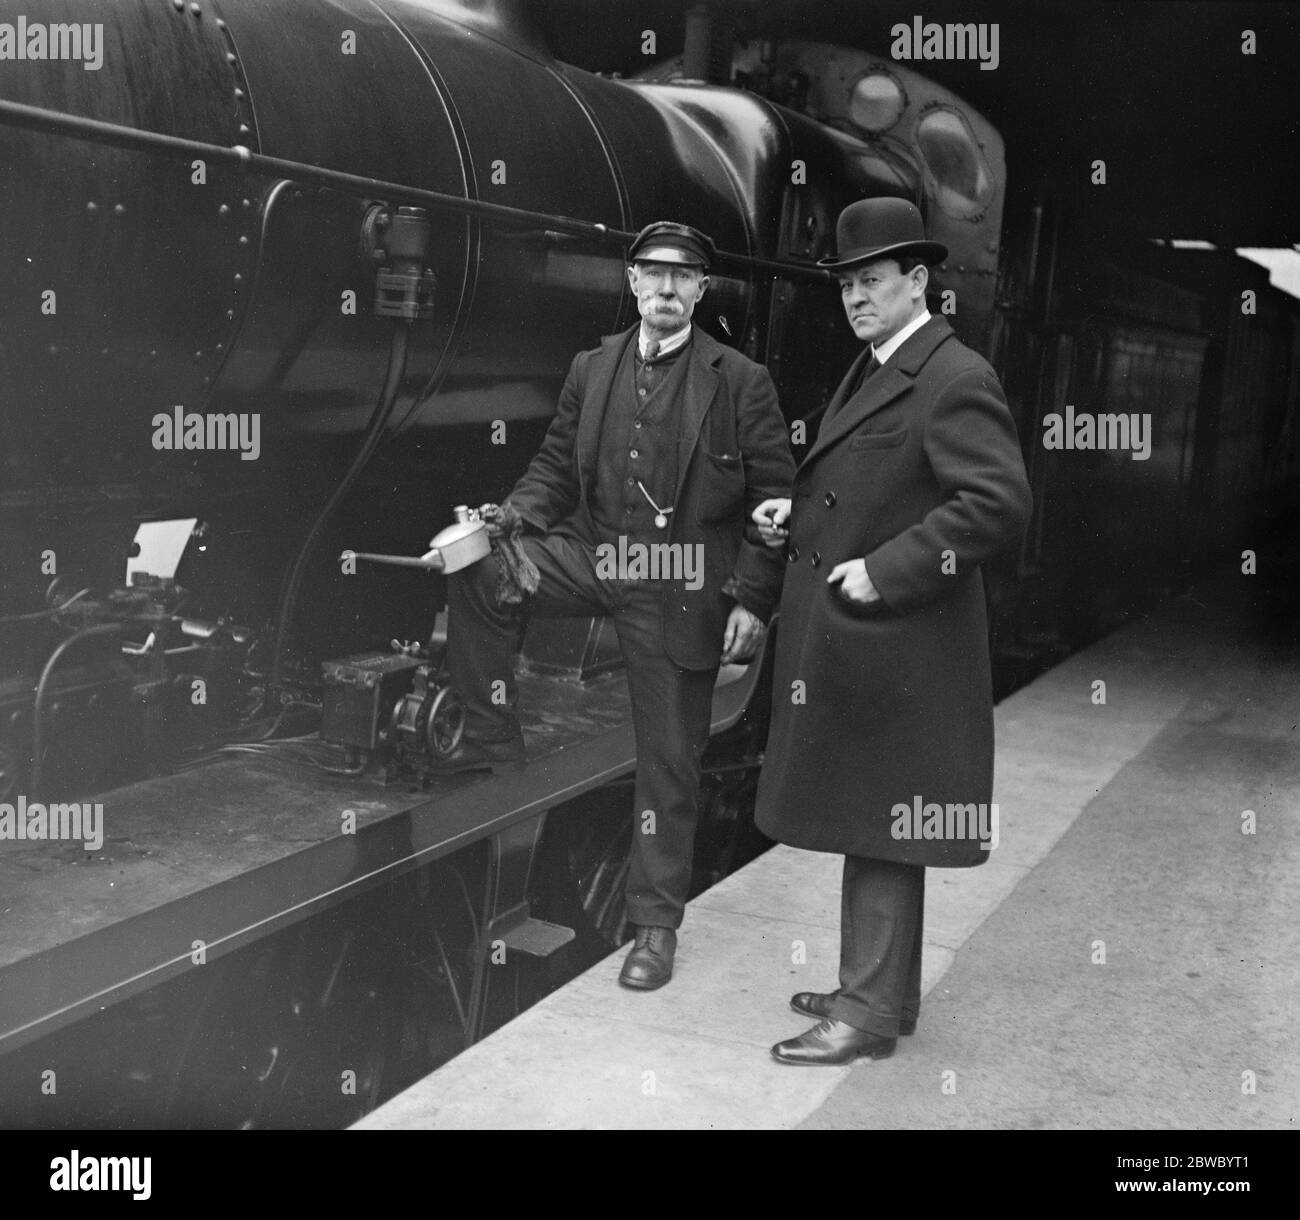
[628,221,715,269]
[818,198,947,271]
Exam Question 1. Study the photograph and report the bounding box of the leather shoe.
[618,925,676,990]
[424,734,526,775]
[790,991,916,1035]
[771,1018,897,1065]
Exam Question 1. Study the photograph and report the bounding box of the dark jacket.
[754,316,1032,865]
[508,325,795,670]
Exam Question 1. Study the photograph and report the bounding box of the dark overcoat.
[508,325,795,670]
[754,316,1032,866]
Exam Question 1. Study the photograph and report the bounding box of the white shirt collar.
[639,322,692,361]
[871,309,931,366]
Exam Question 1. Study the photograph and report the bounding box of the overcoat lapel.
[801,316,955,469]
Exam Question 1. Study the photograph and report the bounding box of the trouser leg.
[903,874,924,1027]
[828,855,926,1037]
[445,533,607,741]
[449,537,717,928]
[613,592,717,930]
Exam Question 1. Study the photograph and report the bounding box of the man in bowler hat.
[439,222,794,990]
[752,198,1032,1063]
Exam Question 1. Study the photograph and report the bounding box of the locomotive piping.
[0,96,833,284]
[268,323,412,693]
[30,623,129,803]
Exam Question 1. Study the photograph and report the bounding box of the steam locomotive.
[1,0,1295,1127]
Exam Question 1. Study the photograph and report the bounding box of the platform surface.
[356,555,1298,1130]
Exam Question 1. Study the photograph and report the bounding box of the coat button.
[810,551,822,568]
[787,547,799,563]
[824,491,836,508]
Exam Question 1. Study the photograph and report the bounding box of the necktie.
[645,340,661,362]
[822,353,882,428]
[849,353,882,399]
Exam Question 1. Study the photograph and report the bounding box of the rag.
[477,501,540,605]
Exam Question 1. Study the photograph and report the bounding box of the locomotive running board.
[0,636,771,1059]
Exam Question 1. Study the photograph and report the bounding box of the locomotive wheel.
[274,978,389,1128]
[690,767,770,894]
[162,924,396,1128]
[566,804,634,947]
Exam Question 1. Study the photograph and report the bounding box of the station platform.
[356,552,1298,1130]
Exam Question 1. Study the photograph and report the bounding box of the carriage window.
[916,107,994,220]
